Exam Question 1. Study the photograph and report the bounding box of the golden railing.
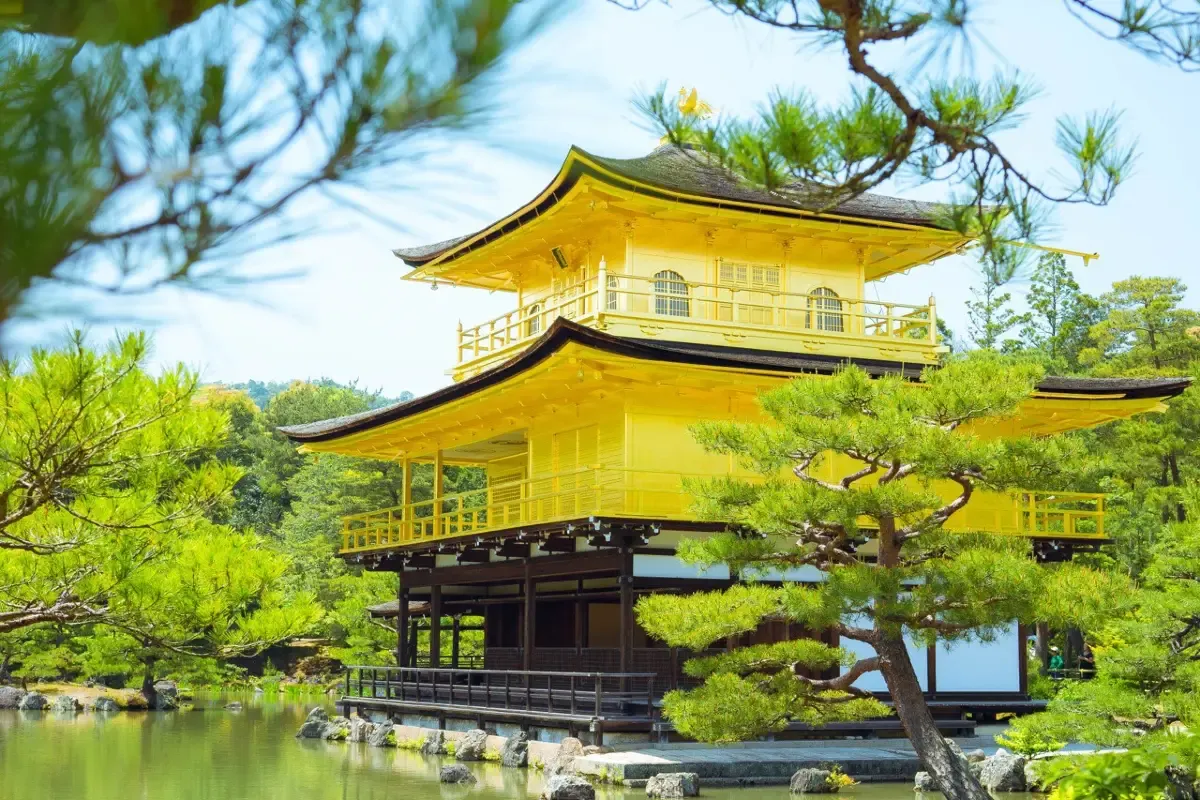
[455,269,939,366]
[339,469,1106,553]
[942,491,1105,538]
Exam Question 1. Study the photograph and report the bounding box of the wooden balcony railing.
[342,665,658,723]
[455,266,941,370]
[339,468,1106,553]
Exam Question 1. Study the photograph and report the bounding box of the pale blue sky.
[5,0,1198,396]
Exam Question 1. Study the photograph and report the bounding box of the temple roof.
[278,319,1192,444]
[392,144,954,269]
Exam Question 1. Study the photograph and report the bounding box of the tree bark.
[1035,622,1051,674]
[140,661,158,708]
[876,634,990,800]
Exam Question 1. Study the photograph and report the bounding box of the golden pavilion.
[280,143,1187,742]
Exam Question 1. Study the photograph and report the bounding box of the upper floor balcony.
[338,467,1105,555]
[453,265,945,380]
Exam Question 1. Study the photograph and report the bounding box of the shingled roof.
[392,144,953,267]
[278,319,1192,443]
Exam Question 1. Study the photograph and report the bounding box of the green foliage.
[1018,253,1103,370]
[1086,277,1200,374]
[967,262,1026,350]
[826,767,858,789]
[0,0,553,328]
[660,672,887,743]
[624,2,1186,303]
[994,724,1065,756]
[1039,737,1200,800]
[0,334,321,686]
[640,353,1127,750]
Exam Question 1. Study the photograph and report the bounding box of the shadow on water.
[0,695,1022,800]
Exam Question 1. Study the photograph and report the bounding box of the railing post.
[594,673,604,716]
[597,256,608,319]
[928,295,938,345]
[433,450,444,538]
[456,320,464,363]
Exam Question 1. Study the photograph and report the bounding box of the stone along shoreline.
[294,708,1053,795]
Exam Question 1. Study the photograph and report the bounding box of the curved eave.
[395,147,962,276]
[278,319,1192,445]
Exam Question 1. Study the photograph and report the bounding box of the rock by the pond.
[440,764,477,785]
[500,730,529,768]
[979,749,1028,792]
[296,707,330,738]
[582,745,612,756]
[965,749,987,763]
[368,722,394,748]
[321,716,351,740]
[17,692,48,711]
[456,728,489,762]
[0,686,26,709]
[347,717,372,743]
[541,775,596,800]
[152,680,179,711]
[914,772,938,793]
[789,768,834,794]
[49,694,81,713]
[545,737,585,776]
[421,729,446,755]
[646,772,700,798]
[91,696,120,713]
[225,701,243,712]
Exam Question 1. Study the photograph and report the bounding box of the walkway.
[571,736,1004,786]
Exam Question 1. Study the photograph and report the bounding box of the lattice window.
[718,260,781,291]
[490,471,524,504]
[717,260,781,325]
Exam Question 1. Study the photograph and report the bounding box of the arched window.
[807,287,844,332]
[606,275,620,311]
[653,270,690,317]
[525,303,542,337]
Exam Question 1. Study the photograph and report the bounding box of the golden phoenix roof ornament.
[677,87,714,119]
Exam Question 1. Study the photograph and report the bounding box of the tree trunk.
[1168,453,1186,522]
[140,661,157,708]
[1065,627,1084,672]
[1035,622,1051,674]
[876,635,990,800]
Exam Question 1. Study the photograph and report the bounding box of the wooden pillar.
[429,585,442,668]
[523,563,536,671]
[451,616,461,668]
[401,457,412,540]
[407,620,418,667]
[396,584,409,668]
[433,450,444,538]
[575,579,585,656]
[619,542,634,675]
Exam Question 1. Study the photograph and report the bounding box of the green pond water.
[0,695,933,800]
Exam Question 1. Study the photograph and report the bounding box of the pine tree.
[1019,253,1102,370]
[636,354,1125,800]
[0,333,319,693]
[966,261,1027,350]
[0,0,552,328]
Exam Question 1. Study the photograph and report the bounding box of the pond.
[0,695,943,800]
